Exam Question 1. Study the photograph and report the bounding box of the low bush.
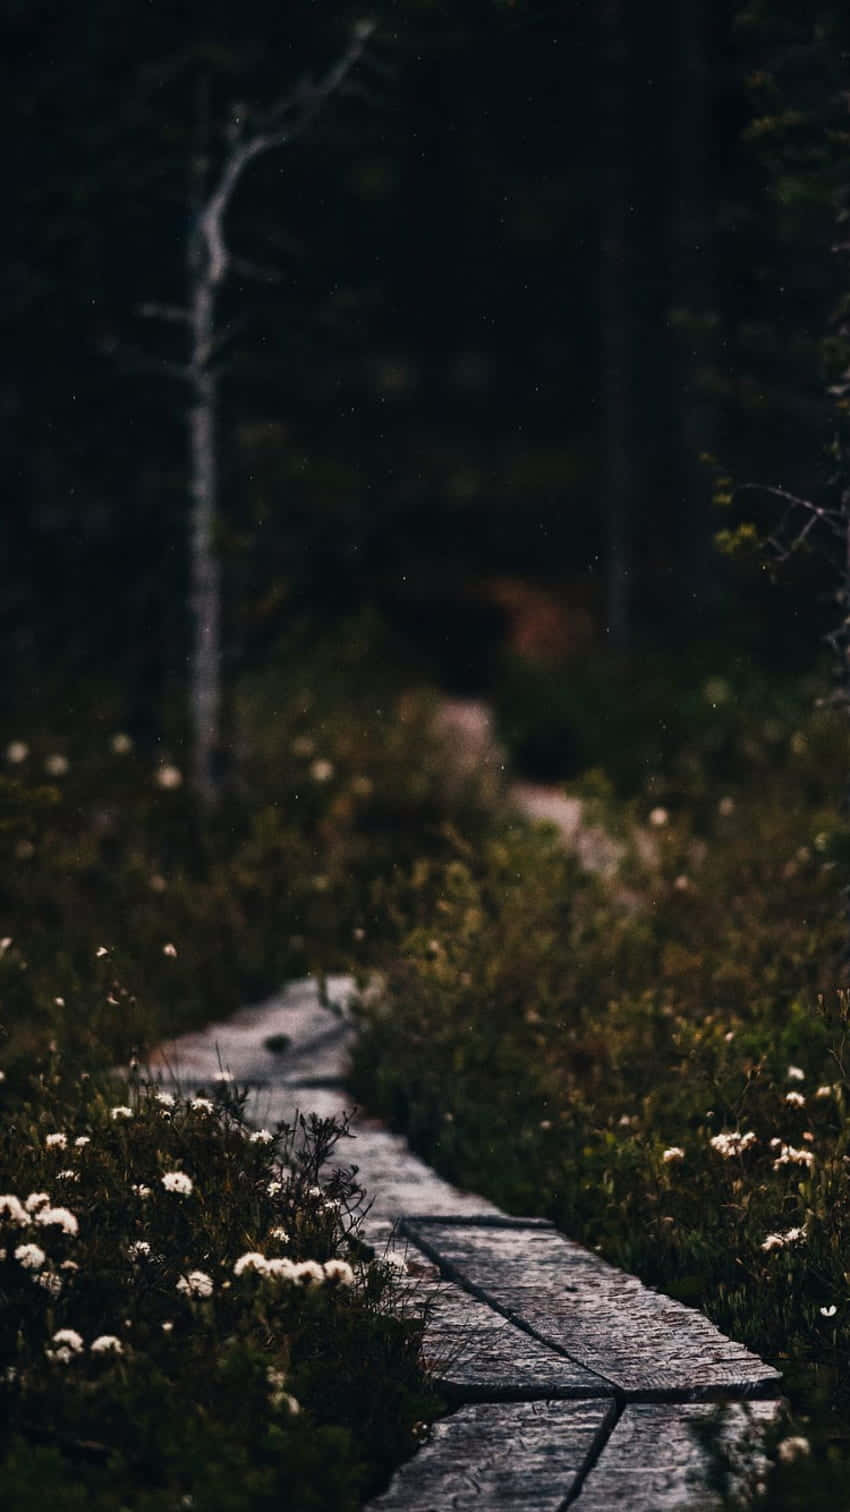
[0,1071,440,1509]
[350,695,850,1504]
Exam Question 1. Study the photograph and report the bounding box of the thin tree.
[141,22,375,804]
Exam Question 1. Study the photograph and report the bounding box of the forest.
[3,1,850,1506]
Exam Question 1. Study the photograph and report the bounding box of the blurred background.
[5,0,844,773]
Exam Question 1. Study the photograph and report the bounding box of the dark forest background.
[4,0,846,744]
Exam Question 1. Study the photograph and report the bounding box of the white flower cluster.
[233,1252,355,1287]
[785,1091,805,1108]
[1,1192,80,1249]
[161,1171,193,1196]
[662,1147,685,1164]
[45,1329,124,1363]
[709,1130,757,1158]
[761,1225,806,1252]
[771,1142,814,1171]
[176,1269,214,1298]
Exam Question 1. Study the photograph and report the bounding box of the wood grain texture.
[402,1221,781,1399]
[574,1400,782,1509]
[369,1399,617,1510]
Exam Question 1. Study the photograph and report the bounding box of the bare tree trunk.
[188,363,221,805]
[599,0,632,647]
[138,27,376,805]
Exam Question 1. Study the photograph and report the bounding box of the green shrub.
[351,701,850,1502]
[0,1075,440,1508]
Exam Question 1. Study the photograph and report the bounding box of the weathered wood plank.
[368,1399,617,1510]
[573,1400,782,1510]
[402,1222,781,1399]
[408,1274,613,1400]
[147,974,354,1086]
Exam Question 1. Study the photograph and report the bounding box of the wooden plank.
[368,1399,617,1511]
[412,1276,613,1401]
[402,1222,781,1399]
[573,1401,782,1510]
[148,974,353,1086]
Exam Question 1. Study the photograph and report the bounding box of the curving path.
[151,976,783,1510]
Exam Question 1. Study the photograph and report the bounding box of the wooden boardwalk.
[151,978,783,1510]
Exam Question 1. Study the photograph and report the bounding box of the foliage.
[0,644,495,1088]
[350,683,850,1503]
[0,1075,440,1508]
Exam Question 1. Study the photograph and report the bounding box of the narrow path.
[151,977,783,1511]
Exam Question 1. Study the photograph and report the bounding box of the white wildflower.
[310,758,334,783]
[269,1226,290,1243]
[74,1136,90,1149]
[649,806,669,827]
[5,741,29,764]
[46,1328,83,1361]
[267,1180,283,1197]
[323,1259,355,1286]
[95,946,109,958]
[176,1270,214,1298]
[382,1254,409,1277]
[662,1147,685,1164]
[111,1105,133,1121]
[785,1091,805,1108]
[45,1133,67,1149]
[0,1196,29,1227]
[814,1084,834,1100]
[249,1129,273,1144]
[709,1130,758,1158]
[57,1169,79,1182]
[776,1436,811,1463]
[161,1321,174,1333]
[127,1240,152,1261]
[190,1097,214,1114]
[90,1335,124,1354]
[234,1252,268,1277]
[162,943,178,958]
[155,764,183,790]
[132,1184,152,1199]
[761,1225,807,1252]
[110,732,133,754]
[265,1257,299,1280]
[60,1259,78,1272]
[15,1243,46,1271]
[44,754,69,777]
[155,1091,175,1108]
[35,1206,78,1237]
[291,1260,325,1288]
[162,1171,193,1196]
[773,1143,814,1170]
[787,1066,805,1082]
[54,997,65,1007]
[821,1305,838,1318]
[25,1192,51,1213]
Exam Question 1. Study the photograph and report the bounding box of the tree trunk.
[599,0,632,648]
[188,361,220,805]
